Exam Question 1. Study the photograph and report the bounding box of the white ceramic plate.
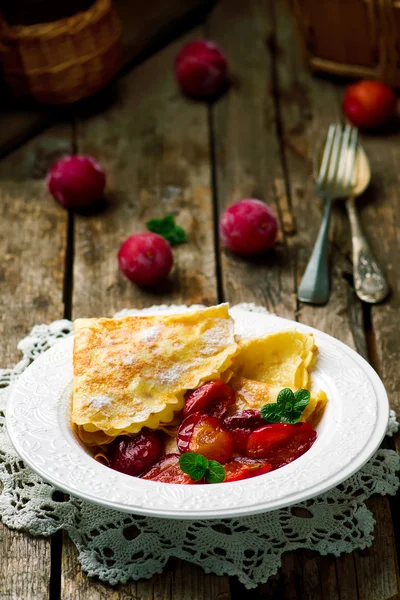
[7,306,389,519]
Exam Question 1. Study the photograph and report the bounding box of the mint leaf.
[146,215,187,245]
[276,387,297,414]
[179,453,226,484]
[279,410,303,424]
[205,460,226,484]
[165,226,186,245]
[179,452,208,481]
[277,388,295,406]
[261,388,307,424]
[260,404,282,423]
[293,389,311,412]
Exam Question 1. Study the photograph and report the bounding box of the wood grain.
[62,545,230,600]
[0,530,51,600]
[357,130,400,446]
[71,39,215,317]
[352,110,400,591]
[166,559,230,600]
[0,125,71,599]
[207,0,296,321]
[61,28,230,600]
[116,0,215,67]
[355,496,400,600]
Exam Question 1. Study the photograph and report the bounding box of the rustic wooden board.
[62,546,231,600]
[0,104,56,162]
[71,37,216,317]
[354,496,400,600]
[61,28,231,599]
[0,125,72,599]
[0,0,214,160]
[207,0,296,321]
[351,111,400,591]
[358,129,400,450]
[116,0,215,67]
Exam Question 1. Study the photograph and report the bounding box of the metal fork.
[297,124,359,305]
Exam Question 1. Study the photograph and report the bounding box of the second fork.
[297,124,358,305]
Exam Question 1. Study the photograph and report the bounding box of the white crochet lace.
[0,304,398,589]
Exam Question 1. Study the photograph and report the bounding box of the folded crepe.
[72,304,239,445]
[225,330,327,426]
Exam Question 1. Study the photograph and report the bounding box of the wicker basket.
[288,0,400,86]
[0,0,122,104]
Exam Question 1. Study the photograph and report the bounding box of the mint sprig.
[260,388,311,424]
[179,452,226,483]
[146,215,186,245]
[205,460,226,484]
[179,452,208,481]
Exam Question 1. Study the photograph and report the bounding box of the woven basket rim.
[3,37,120,76]
[0,0,112,39]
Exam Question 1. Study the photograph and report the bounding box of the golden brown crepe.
[72,304,239,444]
[229,375,327,427]
[228,375,279,412]
[229,330,317,389]
[73,305,328,450]
[225,330,326,426]
[298,390,327,426]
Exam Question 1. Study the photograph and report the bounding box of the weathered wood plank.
[0,530,51,600]
[275,2,400,600]
[167,559,231,600]
[350,104,400,591]
[356,129,400,442]
[71,41,216,317]
[0,104,56,162]
[116,0,215,67]
[355,496,400,600]
[62,544,230,600]
[207,0,296,321]
[334,555,359,600]
[61,29,230,599]
[0,126,71,599]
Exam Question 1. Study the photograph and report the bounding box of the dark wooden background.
[0,1,399,598]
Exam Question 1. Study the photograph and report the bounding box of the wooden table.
[0,1,399,598]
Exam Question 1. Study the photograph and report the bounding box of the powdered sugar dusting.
[158,364,182,385]
[202,320,234,354]
[91,396,112,410]
[139,326,162,342]
[123,354,136,366]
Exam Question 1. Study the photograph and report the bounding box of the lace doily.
[0,304,399,590]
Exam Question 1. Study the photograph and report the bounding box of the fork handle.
[346,196,389,303]
[297,197,332,305]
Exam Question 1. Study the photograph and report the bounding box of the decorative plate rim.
[6,306,389,519]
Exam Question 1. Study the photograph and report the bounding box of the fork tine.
[334,124,352,190]
[343,127,359,194]
[317,124,336,188]
[325,124,343,194]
